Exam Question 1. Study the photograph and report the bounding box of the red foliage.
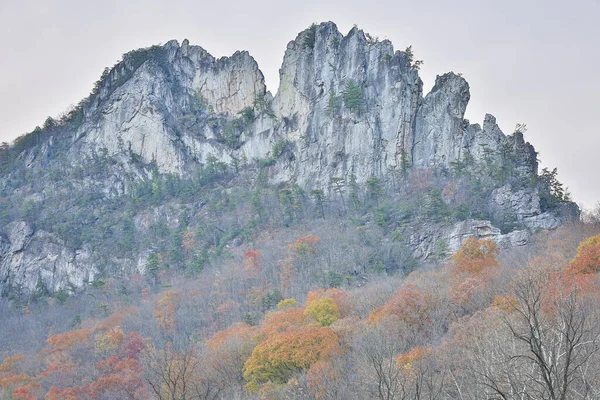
[12,383,42,400]
[243,249,262,279]
[121,332,146,360]
[89,356,146,399]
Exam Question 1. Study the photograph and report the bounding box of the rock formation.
[0,22,577,293]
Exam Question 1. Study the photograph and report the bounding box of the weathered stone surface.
[491,184,541,219]
[59,22,540,192]
[6,221,33,253]
[0,222,96,292]
[413,73,469,168]
[409,219,531,261]
[270,22,422,187]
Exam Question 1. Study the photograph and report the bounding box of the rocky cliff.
[0,22,577,295]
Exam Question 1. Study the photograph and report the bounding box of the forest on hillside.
[1,201,600,399]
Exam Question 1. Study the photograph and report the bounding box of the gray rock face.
[410,219,531,261]
[73,42,267,175]
[490,184,569,230]
[413,73,469,168]
[59,22,539,191]
[0,222,96,293]
[270,24,422,187]
[0,21,575,293]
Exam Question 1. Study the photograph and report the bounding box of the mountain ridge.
[0,21,578,295]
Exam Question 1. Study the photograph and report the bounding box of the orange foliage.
[96,307,138,332]
[0,355,30,390]
[442,182,458,202]
[153,290,181,333]
[566,234,600,275]
[206,322,259,389]
[368,284,430,329]
[452,238,499,276]
[45,328,92,366]
[141,287,151,302]
[260,308,307,337]
[307,361,340,400]
[243,327,340,390]
[182,231,196,251]
[411,169,433,192]
[449,276,485,306]
[290,234,320,256]
[44,385,87,400]
[207,322,258,351]
[44,386,61,400]
[89,356,146,399]
[491,295,519,313]
[215,299,238,319]
[46,328,91,351]
[278,257,296,296]
[396,346,431,373]
[448,238,500,306]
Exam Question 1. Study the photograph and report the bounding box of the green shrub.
[303,23,317,49]
[342,80,364,113]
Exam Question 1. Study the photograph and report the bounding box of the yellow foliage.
[305,288,349,317]
[153,290,180,333]
[94,326,126,355]
[243,327,340,391]
[304,298,339,327]
[277,298,297,310]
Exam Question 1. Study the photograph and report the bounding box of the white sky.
[1,0,598,207]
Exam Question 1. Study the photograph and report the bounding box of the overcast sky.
[1,0,598,207]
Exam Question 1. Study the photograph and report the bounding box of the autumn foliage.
[243,249,262,279]
[368,284,430,329]
[153,290,180,333]
[449,238,500,306]
[451,238,499,276]
[243,327,340,391]
[5,224,600,399]
[566,233,600,275]
[290,234,320,256]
